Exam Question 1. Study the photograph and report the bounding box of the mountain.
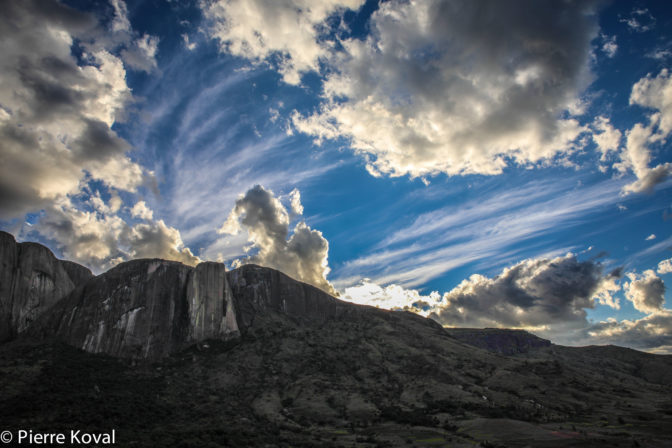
[0,231,92,342]
[1,233,671,447]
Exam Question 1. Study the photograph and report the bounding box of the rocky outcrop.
[31,260,353,359]
[445,328,551,354]
[41,259,242,359]
[0,231,93,342]
[187,262,238,340]
[227,264,351,332]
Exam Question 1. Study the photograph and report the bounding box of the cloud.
[288,188,304,215]
[586,311,672,354]
[340,254,672,352]
[658,258,672,275]
[429,254,612,332]
[131,201,154,220]
[120,33,160,73]
[624,270,666,314]
[0,0,150,220]
[343,279,442,315]
[646,234,656,241]
[293,0,600,178]
[31,197,199,273]
[333,178,623,289]
[201,0,364,84]
[218,185,334,294]
[620,8,656,33]
[618,69,672,194]
[591,116,621,161]
[600,34,617,58]
[105,0,160,73]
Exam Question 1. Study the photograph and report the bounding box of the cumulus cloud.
[288,188,304,215]
[343,253,622,332]
[0,0,152,220]
[131,201,154,220]
[586,311,672,354]
[343,279,442,315]
[591,116,621,161]
[201,0,364,84]
[340,254,672,352]
[218,185,334,294]
[293,0,600,178]
[429,254,611,331]
[618,69,672,194]
[646,234,656,241]
[32,198,199,272]
[624,270,666,314]
[658,258,672,275]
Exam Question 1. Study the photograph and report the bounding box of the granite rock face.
[227,264,351,332]
[43,259,194,359]
[187,262,239,340]
[35,260,354,359]
[0,231,93,342]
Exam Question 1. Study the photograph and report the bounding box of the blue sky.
[1,0,671,352]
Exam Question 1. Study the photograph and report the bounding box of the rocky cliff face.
[32,258,350,360]
[0,231,92,342]
[227,264,352,332]
[38,259,245,359]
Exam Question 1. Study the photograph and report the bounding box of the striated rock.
[445,327,551,355]
[0,231,93,342]
[227,264,351,332]
[44,259,194,359]
[37,259,244,359]
[32,261,355,359]
[187,262,239,340]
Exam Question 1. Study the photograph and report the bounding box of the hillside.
[0,233,671,447]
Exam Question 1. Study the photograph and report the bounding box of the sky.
[1,0,671,353]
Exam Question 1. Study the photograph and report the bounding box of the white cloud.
[0,0,151,220]
[121,33,160,73]
[201,0,364,84]
[218,185,334,294]
[343,279,442,315]
[620,8,656,33]
[586,311,672,354]
[288,188,304,215]
[600,34,617,58]
[591,116,621,161]
[293,0,600,178]
[182,33,197,51]
[131,201,154,220]
[334,178,622,289]
[624,270,666,314]
[658,258,672,274]
[646,234,656,241]
[618,69,672,194]
[32,197,199,273]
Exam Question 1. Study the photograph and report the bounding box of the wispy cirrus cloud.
[334,177,625,289]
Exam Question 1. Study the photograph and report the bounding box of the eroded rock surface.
[0,231,92,342]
